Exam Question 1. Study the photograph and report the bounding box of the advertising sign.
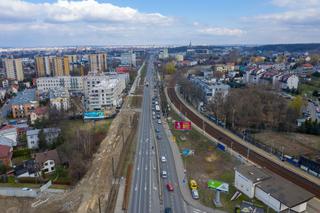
[208,180,229,192]
[83,111,105,120]
[174,121,191,130]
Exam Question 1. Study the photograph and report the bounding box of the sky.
[0,0,320,47]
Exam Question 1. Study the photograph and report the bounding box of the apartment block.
[88,53,108,73]
[4,58,24,81]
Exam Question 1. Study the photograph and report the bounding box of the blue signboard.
[83,111,105,120]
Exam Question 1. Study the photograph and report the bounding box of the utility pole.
[112,157,115,178]
[98,197,101,213]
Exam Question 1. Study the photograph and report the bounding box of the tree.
[289,96,304,113]
[164,62,176,74]
[38,129,47,150]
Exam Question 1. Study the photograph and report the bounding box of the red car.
[166,183,174,191]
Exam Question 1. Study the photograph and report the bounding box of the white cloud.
[198,27,245,36]
[0,0,172,25]
[271,0,320,8]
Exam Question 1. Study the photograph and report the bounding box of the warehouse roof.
[235,165,270,183]
[257,173,314,208]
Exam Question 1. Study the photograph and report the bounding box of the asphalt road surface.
[129,56,208,213]
[129,56,161,213]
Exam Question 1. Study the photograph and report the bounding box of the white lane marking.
[134,185,138,191]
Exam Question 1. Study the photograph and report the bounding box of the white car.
[161,170,168,178]
[191,189,199,199]
[161,156,167,162]
[157,119,162,124]
[22,187,32,191]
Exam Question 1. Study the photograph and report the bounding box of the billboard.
[174,121,191,130]
[208,180,229,192]
[83,111,105,120]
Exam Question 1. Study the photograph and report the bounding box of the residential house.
[0,136,15,147]
[34,149,61,174]
[0,125,17,146]
[26,128,61,149]
[30,107,49,125]
[214,63,235,72]
[0,144,13,167]
[49,88,70,111]
[14,160,38,178]
[11,89,39,119]
[234,165,314,213]
[279,74,299,90]
[0,89,6,101]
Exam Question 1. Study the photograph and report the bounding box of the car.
[156,135,162,140]
[22,187,32,191]
[157,114,161,119]
[161,170,167,178]
[155,128,160,133]
[152,111,156,115]
[164,208,172,213]
[157,119,162,124]
[161,156,167,162]
[191,189,199,199]
[189,179,198,190]
[166,183,174,191]
[152,115,156,120]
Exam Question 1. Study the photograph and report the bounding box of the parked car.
[156,135,162,140]
[161,156,167,162]
[191,189,199,199]
[155,128,160,133]
[189,179,198,190]
[158,119,162,124]
[166,183,174,191]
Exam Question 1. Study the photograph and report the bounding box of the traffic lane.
[155,121,185,213]
[130,73,151,213]
[158,124,185,213]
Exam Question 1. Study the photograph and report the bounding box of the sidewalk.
[162,118,225,213]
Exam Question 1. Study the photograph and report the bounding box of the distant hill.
[250,43,320,53]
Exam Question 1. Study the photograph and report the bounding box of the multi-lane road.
[129,57,204,213]
[129,57,161,213]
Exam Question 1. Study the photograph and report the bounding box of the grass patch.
[299,76,320,97]
[166,109,273,212]
[58,119,112,143]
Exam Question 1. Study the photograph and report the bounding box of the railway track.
[167,85,320,198]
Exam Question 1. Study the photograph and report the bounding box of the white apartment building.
[36,76,84,92]
[87,79,124,111]
[121,52,136,67]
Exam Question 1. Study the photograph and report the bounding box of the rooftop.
[34,149,60,166]
[235,165,270,183]
[257,173,314,207]
[11,89,37,105]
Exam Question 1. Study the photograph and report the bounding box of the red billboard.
[174,121,191,130]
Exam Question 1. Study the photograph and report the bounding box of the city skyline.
[0,0,320,47]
